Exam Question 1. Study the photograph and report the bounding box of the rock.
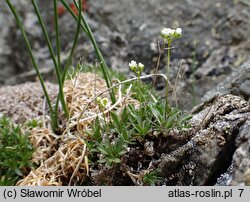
[202,58,250,102]
[5,66,55,85]
[229,118,250,185]
[0,82,58,124]
[1,0,250,112]
[159,94,249,185]
[215,117,250,186]
[198,59,250,185]
[231,119,250,185]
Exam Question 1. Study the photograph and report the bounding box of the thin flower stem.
[152,40,163,88]
[165,41,171,120]
[102,108,109,137]
[136,72,142,112]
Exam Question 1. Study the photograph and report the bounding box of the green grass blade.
[53,0,62,72]
[61,0,82,84]
[31,0,69,118]
[60,0,116,103]
[52,0,61,127]
[5,0,54,121]
[59,0,88,33]
[54,0,83,123]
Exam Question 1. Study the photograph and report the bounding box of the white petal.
[138,63,144,68]
[169,29,175,35]
[161,28,172,36]
[176,28,182,35]
[129,60,137,67]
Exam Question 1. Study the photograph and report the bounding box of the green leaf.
[98,159,106,164]
[121,107,129,124]
[112,158,121,164]
[110,111,122,133]
[98,145,110,156]
[14,169,23,177]
[0,116,34,185]
[114,138,124,153]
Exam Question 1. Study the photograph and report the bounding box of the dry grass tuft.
[16,72,138,185]
[18,134,88,186]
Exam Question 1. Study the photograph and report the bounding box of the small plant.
[0,117,34,186]
[85,98,191,170]
[129,60,145,109]
[97,138,127,166]
[129,60,145,86]
[143,169,163,186]
[25,119,42,129]
[127,105,151,138]
[109,110,132,143]
[96,96,111,136]
[161,27,182,119]
[148,101,192,132]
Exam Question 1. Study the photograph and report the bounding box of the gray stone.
[230,118,250,185]
[202,59,250,102]
[1,0,250,112]
[159,94,250,185]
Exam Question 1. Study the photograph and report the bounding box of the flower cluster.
[128,60,145,75]
[161,27,182,41]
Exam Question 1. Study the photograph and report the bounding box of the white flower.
[161,27,182,39]
[161,28,172,38]
[129,60,144,73]
[129,60,138,72]
[129,60,137,68]
[175,28,182,35]
[138,62,145,71]
[169,29,175,35]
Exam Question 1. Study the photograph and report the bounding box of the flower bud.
[101,98,108,108]
[129,60,137,71]
[97,97,109,109]
[138,62,145,72]
[129,60,144,74]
